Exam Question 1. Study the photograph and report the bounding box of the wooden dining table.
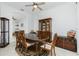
[26,38,53,55]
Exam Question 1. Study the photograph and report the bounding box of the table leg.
[35,42,39,55]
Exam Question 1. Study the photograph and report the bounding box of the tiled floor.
[0,42,78,56]
[0,42,18,56]
[55,47,78,56]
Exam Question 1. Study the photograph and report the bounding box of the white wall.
[33,3,76,38]
[31,2,79,54]
[0,3,1,16]
[0,4,1,43]
[31,12,39,32]
[0,3,31,43]
[33,2,79,54]
[76,2,79,54]
[27,13,34,33]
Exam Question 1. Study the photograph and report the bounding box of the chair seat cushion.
[27,42,35,47]
[40,43,51,50]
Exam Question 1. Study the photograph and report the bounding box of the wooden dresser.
[55,36,77,52]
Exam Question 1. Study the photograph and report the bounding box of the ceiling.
[2,2,68,13]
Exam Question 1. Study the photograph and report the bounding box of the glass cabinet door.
[0,17,9,47]
[5,20,9,44]
[5,33,9,44]
[5,21,9,31]
[0,20,1,43]
[1,20,4,44]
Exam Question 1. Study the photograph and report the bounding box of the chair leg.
[51,46,52,56]
[35,42,38,55]
[50,46,56,56]
[53,47,56,56]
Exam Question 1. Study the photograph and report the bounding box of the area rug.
[15,47,49,56]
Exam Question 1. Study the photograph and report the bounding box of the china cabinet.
[38,18,52,42]
[0,17,9,47]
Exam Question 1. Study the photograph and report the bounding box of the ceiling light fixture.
[33,5,38,8]
[25,2,45,11]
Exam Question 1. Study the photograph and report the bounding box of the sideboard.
[55,36,77,52]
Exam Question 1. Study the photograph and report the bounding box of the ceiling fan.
[25,2,45,11]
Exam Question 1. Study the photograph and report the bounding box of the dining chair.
[15,30,35,53]
[40,33,57,56]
